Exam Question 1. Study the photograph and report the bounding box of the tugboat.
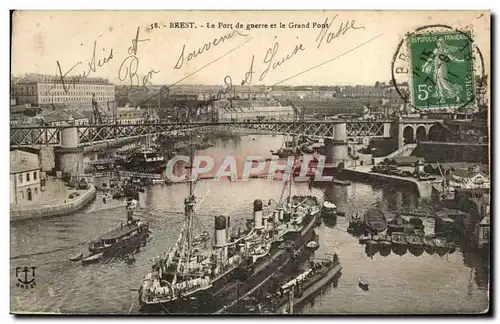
[138,145,321,314]
[363,209,387,234]
[70,204,150,265]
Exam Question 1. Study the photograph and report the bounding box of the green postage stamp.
[408,31,476,110]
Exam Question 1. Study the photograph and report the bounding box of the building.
[115,107,159,124]
[11,74,115,107]
[10,150,41,205]
[217,100,296,122]
[449,167,490,189]
[65,111,90,126]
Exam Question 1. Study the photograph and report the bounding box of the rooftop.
[10,150,40,174]
[65,111,87,120]
[452,168,489,179]
[42,113,69,123]
[14,74,111,85]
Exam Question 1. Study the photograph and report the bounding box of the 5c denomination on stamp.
[391,25,485,111]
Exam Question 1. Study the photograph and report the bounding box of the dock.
[341,165,439,198]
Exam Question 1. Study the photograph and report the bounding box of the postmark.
[391,25,485,112]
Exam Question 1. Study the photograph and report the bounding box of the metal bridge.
[10,120,395,148]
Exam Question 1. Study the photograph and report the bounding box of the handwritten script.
[118,27,161,95]
[174,28,249,70]
[315,15,365,49]
[51,36,114,95]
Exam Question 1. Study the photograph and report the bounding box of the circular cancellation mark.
[391,24,486,112]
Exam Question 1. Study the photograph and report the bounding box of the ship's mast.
[185,141,196,270]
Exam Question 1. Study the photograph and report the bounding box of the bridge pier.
[55,127,84,179]
[325,123,349,167]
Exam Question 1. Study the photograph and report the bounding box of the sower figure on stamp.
[421,37,465,104]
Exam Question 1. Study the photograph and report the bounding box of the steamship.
[138,149,321,314]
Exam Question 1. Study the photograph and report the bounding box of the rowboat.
[391,232,407,245]
[69,253,83,262]
[82,252,103,265]
[358,277,369,290]
[363,209,387,234]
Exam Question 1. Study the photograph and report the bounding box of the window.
[34,188,38,195]
[18,174,23,183]
[26,172,30,182]
[20,190,24,200]
[33,171,37,180]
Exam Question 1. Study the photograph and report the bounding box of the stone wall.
[10,186,96,222]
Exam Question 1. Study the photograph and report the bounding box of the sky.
[11,11,490,87]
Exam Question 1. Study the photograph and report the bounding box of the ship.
[138,147,321,314]
[70,201,150,265]
[121,146,167,173]
[120,130,167,174]
[234,254,342,314]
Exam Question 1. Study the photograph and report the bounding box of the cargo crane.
[91,93,111,125]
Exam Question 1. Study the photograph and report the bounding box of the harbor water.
[10,135,489,314]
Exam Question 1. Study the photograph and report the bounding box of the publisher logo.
[15,266,36,289]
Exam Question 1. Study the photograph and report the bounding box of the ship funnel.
[214,216,229,262]
[254,200,264,229]
[278,208,284,221]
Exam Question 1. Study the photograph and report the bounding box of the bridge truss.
[10,121,391,147]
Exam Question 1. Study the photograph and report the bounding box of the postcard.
[10,10,490,315]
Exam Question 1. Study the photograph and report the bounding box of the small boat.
[391,232,407,245]
[306,241,319,250]
[378,234,392,247]
[82,252,103,265]
[358,277,369,290]
[333,179,351,186]
[432,237,449,256]
[422,236,435,248]
[406,234,423,246]
[387,214,408,235]
[70,253,83,262]
[363,209,387,234]
[337,211,346,217]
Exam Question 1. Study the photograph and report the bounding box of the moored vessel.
[363,209,387,234]
[138,147,321,314]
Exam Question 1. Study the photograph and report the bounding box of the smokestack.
[253,200,264,229]
[214,215,228,262]
[127,210,134,222]
[263,216,268,229]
